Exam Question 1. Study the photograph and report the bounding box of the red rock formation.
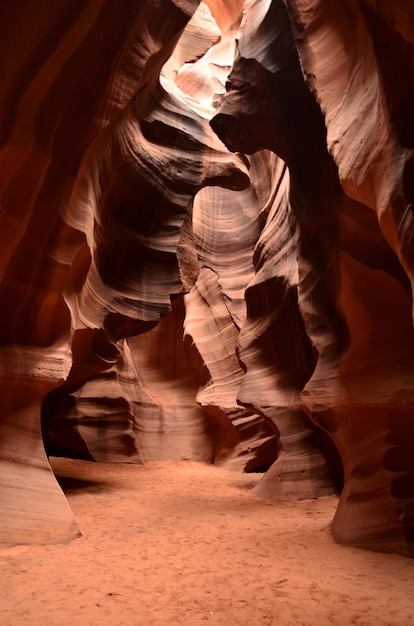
[284,0,414,556]
[0,0,207,545]
[211,0,414,554]
[212,0,343,499]
[1,0,414,557]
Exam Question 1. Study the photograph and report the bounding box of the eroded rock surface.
[1,0,414,556]
[286,0,414,556]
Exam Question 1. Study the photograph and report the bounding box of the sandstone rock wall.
[0,0,413,556]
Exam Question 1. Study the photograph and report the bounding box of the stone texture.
[212,0,414,554]
[285,0,414,556]
[0,0,414,556]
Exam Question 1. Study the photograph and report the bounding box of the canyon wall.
[0,0,413,556]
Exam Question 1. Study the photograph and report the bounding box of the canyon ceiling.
[1,0,414,557]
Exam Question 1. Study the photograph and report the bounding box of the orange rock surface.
[0,0,413,556]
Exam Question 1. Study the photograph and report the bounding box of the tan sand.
[1,458,413,625]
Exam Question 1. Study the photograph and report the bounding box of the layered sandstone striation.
[0,0,413,556]
[285,0,414,556]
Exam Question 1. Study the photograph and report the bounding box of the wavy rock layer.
[284,0,414,556]
[1,0,414,556]
[0,0,203,545]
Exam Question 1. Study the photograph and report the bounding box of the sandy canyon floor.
[1,458,413,625]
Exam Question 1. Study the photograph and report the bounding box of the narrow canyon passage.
[1,0,414,577]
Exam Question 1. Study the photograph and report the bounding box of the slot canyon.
[1,0,414,592]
